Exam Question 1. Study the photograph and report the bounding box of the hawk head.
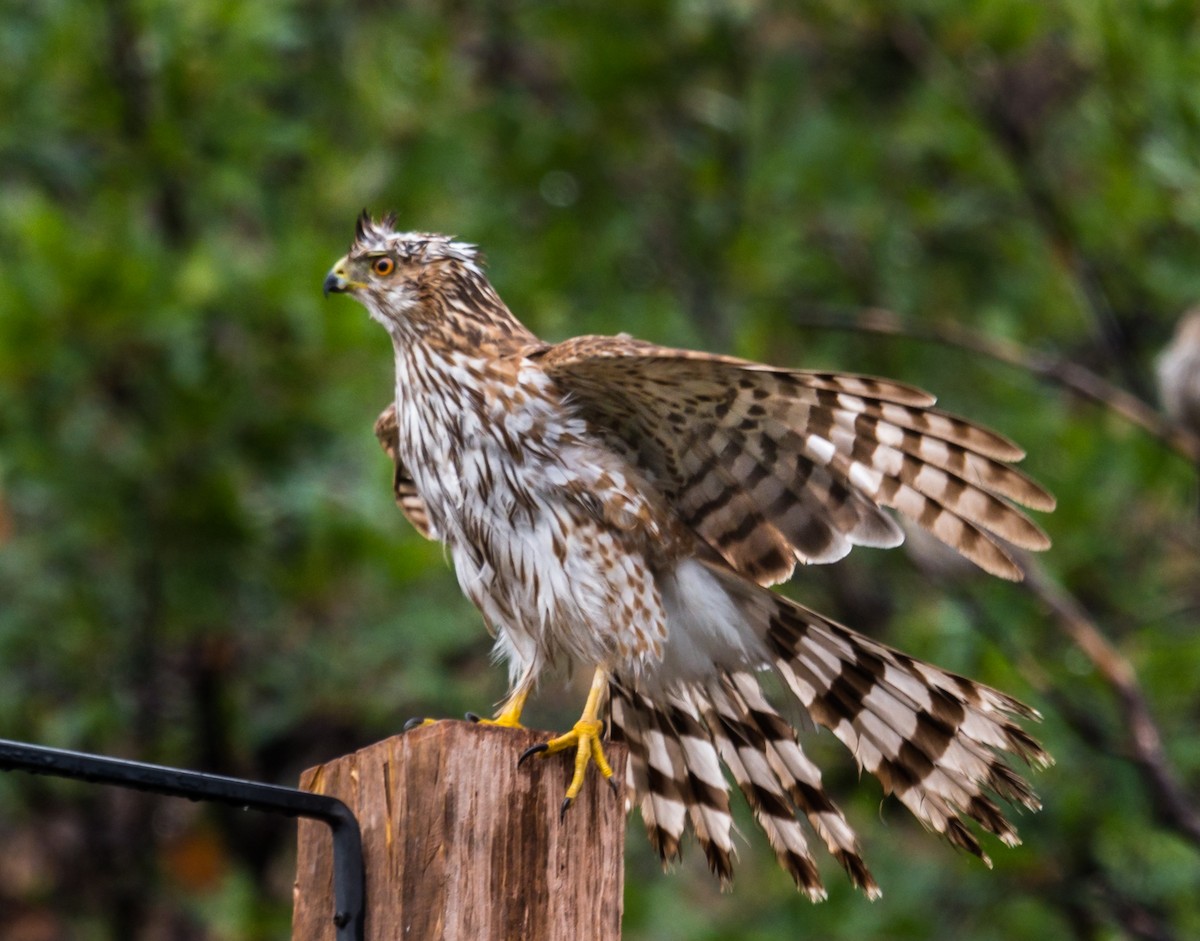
[323,210,487,336]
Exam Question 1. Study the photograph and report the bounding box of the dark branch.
[1016,556,1200,849]
[790,305,1200,464]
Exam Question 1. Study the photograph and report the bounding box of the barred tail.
[610,683,736,884]
[611,561,1049,896]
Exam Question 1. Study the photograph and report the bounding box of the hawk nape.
[324,213,1053,899]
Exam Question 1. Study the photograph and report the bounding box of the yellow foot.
[518,718,618,820]
[465,710,525,730]
[465,685,530,730]
[407,683,529,733]
[518,666,617,820]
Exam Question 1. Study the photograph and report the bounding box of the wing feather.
[374,404,435,540]
[531,337,1052,583]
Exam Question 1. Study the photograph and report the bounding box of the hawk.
[324,212,1053,898]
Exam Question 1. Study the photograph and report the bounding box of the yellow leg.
[518,667,616,819]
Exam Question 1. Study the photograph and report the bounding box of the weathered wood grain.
[293,721,626,941]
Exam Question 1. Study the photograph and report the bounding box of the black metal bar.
[0,738,365,941]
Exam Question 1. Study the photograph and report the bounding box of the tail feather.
[612,560,1047,896]
[611,683,737,881]
[717,563,1047,857]
[705,675,882,899]
[696,679,827,899]
[662,693,736,884]
[721,673,880,897]
[771,638,1004,817]
[610,685,686,863]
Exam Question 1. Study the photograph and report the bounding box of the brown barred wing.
[533,339,1054,584]
[373,403,435,539]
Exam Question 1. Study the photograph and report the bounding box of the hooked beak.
[323,256,361,297]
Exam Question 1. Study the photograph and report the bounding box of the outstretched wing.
[374,404,435,540]
[529,336,1054,584]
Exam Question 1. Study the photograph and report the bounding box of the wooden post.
[292,721,627,941]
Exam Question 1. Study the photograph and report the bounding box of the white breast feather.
[393,350,672,685]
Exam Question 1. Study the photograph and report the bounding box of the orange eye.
[372,256,395,276]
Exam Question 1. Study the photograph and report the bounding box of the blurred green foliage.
[2,1,1199,939]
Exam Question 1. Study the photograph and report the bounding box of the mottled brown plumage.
[330,213,1053,899]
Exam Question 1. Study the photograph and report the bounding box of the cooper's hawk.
[324,212,1053,898]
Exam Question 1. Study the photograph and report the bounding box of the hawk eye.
[372,256,396,277]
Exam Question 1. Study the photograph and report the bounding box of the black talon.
[559,796,574,822]
[518,743,548,767]
[403,717,428,732]
[606,776,619,796]
[465,712,482,723]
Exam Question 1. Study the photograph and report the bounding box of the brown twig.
[922,552,1200,852]
[790,305,1200,464]
[1015,555,1200,849]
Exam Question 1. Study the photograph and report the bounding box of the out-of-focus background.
[2,2,1199,939]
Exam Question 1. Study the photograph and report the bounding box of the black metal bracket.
[0,738,365,941]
